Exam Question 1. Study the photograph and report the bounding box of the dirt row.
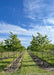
[28,51,54,71]
[3,51,25,73]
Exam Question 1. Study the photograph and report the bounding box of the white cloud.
[26,15,36,20]
[0,22,54,47]
[0,38,5,41]
[19,37,32,48]
[0,38,5,43]
[22,24,26,27]
[46,18,54,24]
[24,0,54,20]
[0,22,31,35]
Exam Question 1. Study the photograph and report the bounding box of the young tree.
[30,32,51,51]
[29,32,51,65]
[4,32,23,51]
[0,41,4,46]
[30,35,39,51]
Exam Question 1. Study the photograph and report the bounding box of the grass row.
[1,51,54,75]
[30,50,54,66]
[0,51,18,58]
[0,52,21,72]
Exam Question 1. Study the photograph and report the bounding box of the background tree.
[4,32,25,52]
[0,41,4,52]
[28,32,51,52]
[0,41,4,46]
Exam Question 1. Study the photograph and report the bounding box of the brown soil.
[3,51,25,73]
[28,51,54,71]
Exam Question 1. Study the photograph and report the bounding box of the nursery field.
[0,51,19,59]
[30,50,54,66]
[0,51,21,72]
[0,51,54,75]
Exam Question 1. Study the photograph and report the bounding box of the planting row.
[0,51,22,72]
[30,51,54,66]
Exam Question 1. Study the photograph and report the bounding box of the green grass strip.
[30,51,54,66]
[0,52,21,72]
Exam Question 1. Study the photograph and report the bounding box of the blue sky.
[0,0,54,47]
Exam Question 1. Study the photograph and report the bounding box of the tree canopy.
[0,32,26,52]
[28,32,51,51]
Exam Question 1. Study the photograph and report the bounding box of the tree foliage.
[4,32,25,51]
[28,32,51,51]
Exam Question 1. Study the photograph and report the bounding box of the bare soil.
[28,51,54,71]
[3,51,25,73]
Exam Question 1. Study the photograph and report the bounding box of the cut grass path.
[1,51,54,75]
